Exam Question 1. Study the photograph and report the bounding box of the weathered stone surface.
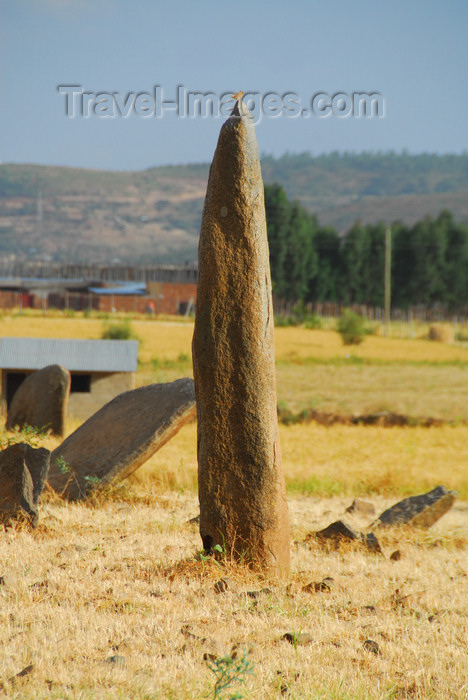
[302,577,334,593]
[6,364,70,436]
[281,632,314,646]
[362,639,381,655]
[192,99,290,576]
[315,519,360,542]
[47,378,196,500]
[372,485,457,528]
[0,443,50,526]
[21,444,51,505]
[313,519,382,553]
[345,498,376,516]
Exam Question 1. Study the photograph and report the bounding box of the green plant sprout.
[206,646,254,699]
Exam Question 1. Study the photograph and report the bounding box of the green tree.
[264,183,291,298]
[281,201,317,301]
[365,222,386,306]
[308,226,341,301]
[440,211,468,309]
[340,221,371,303]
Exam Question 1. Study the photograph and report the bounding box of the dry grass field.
[0,312,467,698]
[2,313,468,421]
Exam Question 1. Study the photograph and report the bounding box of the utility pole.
[384,226,392,336]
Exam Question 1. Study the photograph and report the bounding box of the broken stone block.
[371,486,457,529]
[313,519,382,553]
[0,443,50,526]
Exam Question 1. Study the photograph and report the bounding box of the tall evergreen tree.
[281,201,317,302]
[264,184,291,299]
[308,226,341,301]
[340,222,371,303]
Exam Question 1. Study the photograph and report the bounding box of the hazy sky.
[1,0,467,170]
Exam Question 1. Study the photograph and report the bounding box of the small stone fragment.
[302,577,334,593]
[361,532,383,554]
[345,499,376,516]
[313,520,382,553]
[149,589,163,598]
[362,639,381,655]
[362,605,380,615]
[213,577,235,594]
[246,588,273,599]
[371,486,457,529]
[315,520,359,542]
[390,549,402,561]
[0,664,35,690]
[230,642,254,659]
[104,655,126,667]
[281,632,313,646]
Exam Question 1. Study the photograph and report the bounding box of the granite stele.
[192,98,290,576]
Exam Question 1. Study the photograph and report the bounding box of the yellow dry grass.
[3,313,468,364]
[129,422,468,499]
[4,312,468,421]
[275,362,468,418]
[274,326,468,364]
[0,313,467,697]
[0,492,466,699]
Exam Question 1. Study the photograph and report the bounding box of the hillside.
[1,152,468,264]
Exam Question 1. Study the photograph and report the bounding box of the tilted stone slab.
[371,485,457,528]
[6,364,70,436]
[0,443,51,527]
[47,378,196,500]
[192,99,290,576]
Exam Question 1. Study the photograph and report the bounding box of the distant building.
[0,337,138,422]
[0,262,198,315]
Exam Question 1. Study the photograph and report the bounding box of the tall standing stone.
[192,100,290,576]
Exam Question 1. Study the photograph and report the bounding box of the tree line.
[265,183,468,310]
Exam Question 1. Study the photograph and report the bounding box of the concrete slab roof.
[0,337,138,372]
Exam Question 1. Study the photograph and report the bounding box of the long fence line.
[0,260,198,284]
[273,299,468,326]
[1,260,468,325]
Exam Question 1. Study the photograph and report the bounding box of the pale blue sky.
[1,0,467,170]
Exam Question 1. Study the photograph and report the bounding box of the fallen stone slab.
[371,485,457,529]
[47,378,196,500]
[0,443,51,527]
[313,519,382,553]
[6,364,70,437]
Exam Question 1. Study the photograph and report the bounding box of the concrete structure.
[0,338,138,422]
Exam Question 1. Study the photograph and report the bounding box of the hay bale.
[428,324,454,343]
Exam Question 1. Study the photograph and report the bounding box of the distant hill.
[1,152,467,264]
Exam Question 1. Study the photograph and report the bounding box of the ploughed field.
[0,312,467,698]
